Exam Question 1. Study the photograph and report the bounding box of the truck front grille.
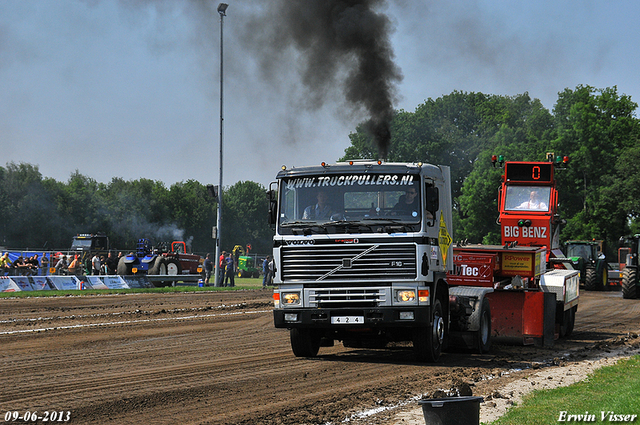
[308,287,388,308]
[281,243,416,282]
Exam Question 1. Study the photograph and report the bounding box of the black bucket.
[418,396,483,425]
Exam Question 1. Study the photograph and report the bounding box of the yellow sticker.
[439,211,452,264]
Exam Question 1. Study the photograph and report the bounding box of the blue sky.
[1,1,638,189]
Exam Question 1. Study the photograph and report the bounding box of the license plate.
[331,316,364,324]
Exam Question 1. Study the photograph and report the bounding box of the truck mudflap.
[486,291,556,347]
[273,307,432,329]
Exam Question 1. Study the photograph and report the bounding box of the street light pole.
[214,2,228,287]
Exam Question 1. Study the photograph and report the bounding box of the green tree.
[167,180,216,254]
[552,85,640,246]
[0,162,67,249]
[221,181,273,254]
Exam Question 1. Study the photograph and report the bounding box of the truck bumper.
[273,307,432,329]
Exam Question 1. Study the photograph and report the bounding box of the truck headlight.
[395,290,416,303]
[282,292,301,306]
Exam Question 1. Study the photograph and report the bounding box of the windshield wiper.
[280,220,319,227]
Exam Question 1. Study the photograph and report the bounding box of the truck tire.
[165,259,181,275]
[622,267,638,299]
[413,297,444,362]
[475,299,491,354]
[584,267,600,291]
[116,257,131,275]
[564,306,576,337]
[290,328,321,357]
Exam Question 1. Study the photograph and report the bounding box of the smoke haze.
[241,0,402,159]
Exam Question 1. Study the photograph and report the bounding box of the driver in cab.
[303,190,333,220]
[392,187,419,216]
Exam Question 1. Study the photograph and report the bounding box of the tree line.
[3,84,638,260]
[0,165,273,256]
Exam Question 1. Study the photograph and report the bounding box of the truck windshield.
[504,186,551,212]
[279,174,421,233]
[566,244,594,261]
[71,239,92,249]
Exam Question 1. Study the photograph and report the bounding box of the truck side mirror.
[426,186,439,213]
[267,184,278,226]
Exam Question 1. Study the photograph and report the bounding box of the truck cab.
[498,161,560,250]
[270,160,458,362]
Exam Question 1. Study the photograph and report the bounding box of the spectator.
[68,255,81,276]
[262,255,271,288]
[54,255,68,275]
[106,252,118,275]
[14,256,28,276]
[0,253,12,275]
[268,257,274,286]
[218,250,227,287]
[91,254,101,275]
[26,255,40,276]
[224,253,235,287]
[40,254,49,275]
[203,253,213,287]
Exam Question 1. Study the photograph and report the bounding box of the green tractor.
[564,240,608,291]
[232,244,260,278]
[619,235,640,299]
[237,256,260,278]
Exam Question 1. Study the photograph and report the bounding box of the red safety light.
[377,160,382,165]
[563,156,569,164]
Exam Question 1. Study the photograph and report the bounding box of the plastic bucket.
[418,396,483,425]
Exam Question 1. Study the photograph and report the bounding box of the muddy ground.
[1,289,639,425]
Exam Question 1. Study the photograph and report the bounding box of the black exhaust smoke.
[245,0,403,159]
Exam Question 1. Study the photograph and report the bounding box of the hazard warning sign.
[439,212,452,264]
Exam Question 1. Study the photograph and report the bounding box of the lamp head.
[217,3,228,16]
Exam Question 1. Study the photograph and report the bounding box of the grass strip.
[490,355,640,424]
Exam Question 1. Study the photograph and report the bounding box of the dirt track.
[1,289,639,424]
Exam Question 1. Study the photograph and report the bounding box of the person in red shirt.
[217,250,227,287]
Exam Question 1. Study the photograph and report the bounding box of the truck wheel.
[475,299,491,354]
[599,262,608,289]
[563,306,576,337]
[165,259,181,275]
[622,267,638,299]
[253,271,260,278]
[413,297,444,362]
[116,257,131,275]
[290,328,320,357]
[584,267,600,291]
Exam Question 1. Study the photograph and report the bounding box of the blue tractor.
[116,239,171,276]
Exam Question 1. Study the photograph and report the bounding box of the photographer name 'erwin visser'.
[557,411,638,422]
